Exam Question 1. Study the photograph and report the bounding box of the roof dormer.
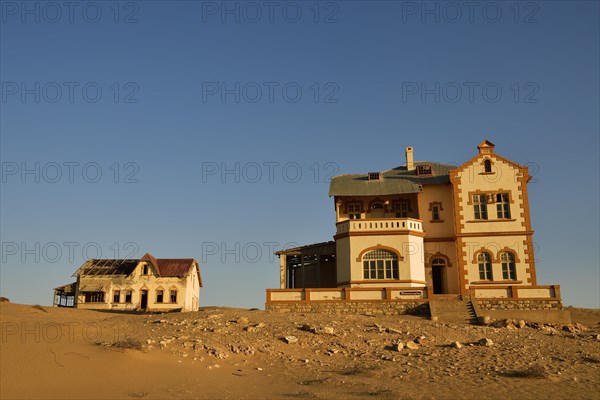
[416,164,433,176]
[368,172,381,181]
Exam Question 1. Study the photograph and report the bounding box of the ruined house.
[53,253,202,312]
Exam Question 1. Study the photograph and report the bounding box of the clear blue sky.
[1,1,598,308]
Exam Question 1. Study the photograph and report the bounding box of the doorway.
[431,257,448,294]
[432,266,444,294]
[141,290,148,309]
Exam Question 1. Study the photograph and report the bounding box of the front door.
[141,290,148,309]
[432,266,444,294]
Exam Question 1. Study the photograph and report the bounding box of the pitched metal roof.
[156,259,197,278]
[75,259,139,277]
[328,162,455,197]
[72,253,203,286]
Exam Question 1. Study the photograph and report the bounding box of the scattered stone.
[300,324,334,335]
[394,342,405,351]
[244,323,265,332]
[451,341,462,349]
[518,320,526,329]
[478,338,493,347]
[415,335,428,344]
[284,336,298,344]
[387,327,402,334]
[405,341,419,350]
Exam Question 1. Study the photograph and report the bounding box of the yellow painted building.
[277,140,543,296]
[54,253,202,312]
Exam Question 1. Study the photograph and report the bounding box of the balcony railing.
[336,218,423,235]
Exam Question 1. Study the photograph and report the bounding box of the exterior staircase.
[429,295,478,324]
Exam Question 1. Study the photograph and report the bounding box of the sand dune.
[1,302,598,399]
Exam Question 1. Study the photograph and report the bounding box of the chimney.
[405,146,414,171]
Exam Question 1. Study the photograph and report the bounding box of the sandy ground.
[1,301,598,400]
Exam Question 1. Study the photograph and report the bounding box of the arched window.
[363,249,399,280]
[501,252,517,280]
[484,159,492,173]
[477,252,493,280]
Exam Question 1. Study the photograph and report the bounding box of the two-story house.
[269,141,562,315]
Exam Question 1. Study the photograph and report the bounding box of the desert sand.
[1,301,598,399]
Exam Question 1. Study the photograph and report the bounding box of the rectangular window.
[125,290,132,303]
[363,260,399,280]
[432,205,440,221]
[348,203,361,219]
[156,290,163,303]
[376,260,384,279]
[478,264,493,280]
[495,193,511,219]
[84,292,104,303]
[113,290,120,303]
[395,201,409,218]
[502,264,517,280]
[170,290,177,303]
[143,265,148,275]
[473,194,488,220]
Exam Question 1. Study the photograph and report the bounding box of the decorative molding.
[355,245,404,262]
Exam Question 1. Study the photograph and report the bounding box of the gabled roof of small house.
[73,253,202,286]
[328,162,455,197]
[157,259,198,279]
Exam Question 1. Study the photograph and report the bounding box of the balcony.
[336,218,423,235]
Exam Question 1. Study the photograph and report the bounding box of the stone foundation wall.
[266,301,429,315]
[475,299,562,311]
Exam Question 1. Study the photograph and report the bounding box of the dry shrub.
[32,304,48,312]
